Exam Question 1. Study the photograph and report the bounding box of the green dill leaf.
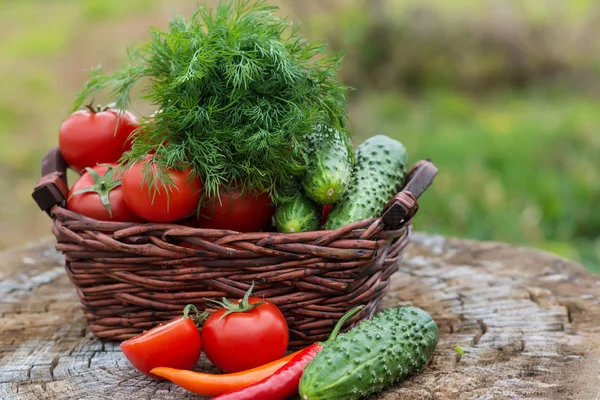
[73,0,351,203]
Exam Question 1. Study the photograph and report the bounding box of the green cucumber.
[274,192,320,233]
[324,135,408,230]
[302,127,353,205]
[299,307,439,400]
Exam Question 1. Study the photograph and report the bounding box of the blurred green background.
[2,0,599,273]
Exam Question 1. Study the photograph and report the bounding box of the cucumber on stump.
[299,306,439,400]
[324,135,408,230]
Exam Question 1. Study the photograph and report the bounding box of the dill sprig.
[73,0,351,202]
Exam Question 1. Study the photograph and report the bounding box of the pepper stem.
[326,305,365,343]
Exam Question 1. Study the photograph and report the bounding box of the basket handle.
[381,159,438,229]
[32,146,70,213]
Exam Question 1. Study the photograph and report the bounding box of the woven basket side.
[56,208,411,346]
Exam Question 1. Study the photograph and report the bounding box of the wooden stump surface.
[0,233,599,400]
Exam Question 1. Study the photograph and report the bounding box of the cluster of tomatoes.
[120,285,289,380]
[59,104,275,231]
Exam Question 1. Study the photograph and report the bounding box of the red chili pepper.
[212,305,364,400]
[212,343,322,400]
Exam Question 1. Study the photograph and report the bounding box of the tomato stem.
[83,99,116,114]
[68,165,122,218]
[182,304,209,326]
[204,281,265,324]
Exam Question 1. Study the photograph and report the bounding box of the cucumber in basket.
[299,306,439,400]
[302,127,353,205]
[324,135,408,230]
[274,192,321,233]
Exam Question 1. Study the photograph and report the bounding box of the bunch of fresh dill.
[73,0,351,202]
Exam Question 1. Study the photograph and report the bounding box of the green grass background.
[1,0,599,273]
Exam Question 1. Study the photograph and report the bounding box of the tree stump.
[1,233,599,400]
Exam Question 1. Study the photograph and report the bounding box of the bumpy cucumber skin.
[302,129,353,205]
[324,135,408,230]
[299,307,438,400]
[274,192,320,233]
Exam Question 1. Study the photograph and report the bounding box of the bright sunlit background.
[2,0,599,273]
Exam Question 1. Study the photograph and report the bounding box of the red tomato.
[67,164,144,222]
[121,155,202,222]
[202,285,289,373]
[59,105,139,173]
[197,188,274,232]
[120,307,202,379]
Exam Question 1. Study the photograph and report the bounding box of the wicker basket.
[32,146,437,348]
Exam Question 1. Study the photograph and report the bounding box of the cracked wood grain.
[0,234,599,399]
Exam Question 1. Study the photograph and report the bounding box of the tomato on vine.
[59,103,139,173]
